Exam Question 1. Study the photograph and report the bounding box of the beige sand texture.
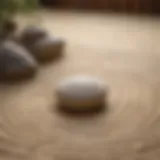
[1,10,160,160]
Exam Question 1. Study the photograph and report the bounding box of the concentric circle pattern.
[1,11,160,160]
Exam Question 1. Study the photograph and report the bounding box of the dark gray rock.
[0,41,38,81]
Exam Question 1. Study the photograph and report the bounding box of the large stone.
[30,37,65,62]
[20,26,47,46]
[0,41,38,81]
[56,75,106,113]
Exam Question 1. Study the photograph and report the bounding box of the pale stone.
[56,75,106,112]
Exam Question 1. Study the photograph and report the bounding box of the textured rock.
[20,26,47,46]
[30,37,65,62]
[56,75,106,113]
[0,41,38,81]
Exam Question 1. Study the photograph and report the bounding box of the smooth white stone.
[56,75,106,112]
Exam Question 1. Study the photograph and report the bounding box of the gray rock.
[30,37,65,62]
[0,41,38,81]
[20,26,47,46]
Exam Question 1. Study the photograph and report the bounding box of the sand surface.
[1,10,160,159]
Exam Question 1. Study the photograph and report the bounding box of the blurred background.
[40,0,160,14]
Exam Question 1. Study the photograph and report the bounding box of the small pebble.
[30,37,65,62]
[20,26,47,46]
[56,75,106,113]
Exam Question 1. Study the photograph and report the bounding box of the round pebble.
[56,75,106,112]
[30,37,65,62]
[20,26,47,46]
